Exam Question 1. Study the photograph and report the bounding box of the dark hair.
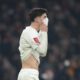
[29,8,48,22]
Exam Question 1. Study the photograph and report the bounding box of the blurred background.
[0,0,80,80]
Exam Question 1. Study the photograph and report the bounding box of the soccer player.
[18,8,49,80]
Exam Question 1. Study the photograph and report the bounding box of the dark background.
[0,0,80,80]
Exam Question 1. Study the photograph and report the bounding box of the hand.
[40,23,48,32]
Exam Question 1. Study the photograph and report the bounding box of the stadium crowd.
[0,0,80,80]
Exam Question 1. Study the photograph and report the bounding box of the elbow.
[39,49,47,57]
[36,46,48,57]
[41,53,47,57]
[40,52,47,57]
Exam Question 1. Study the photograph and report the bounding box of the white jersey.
[18,26,48,63]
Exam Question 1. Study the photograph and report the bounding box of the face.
[40,13,48,24]
[35,13,48,25]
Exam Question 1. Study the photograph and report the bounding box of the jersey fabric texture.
[19,26,48,63]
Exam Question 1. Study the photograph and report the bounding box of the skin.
[22,13,48,70]
[31,13,48,32]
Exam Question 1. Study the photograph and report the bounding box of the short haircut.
[29,8,48,22]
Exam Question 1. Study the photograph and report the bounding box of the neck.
[31,22,40,31]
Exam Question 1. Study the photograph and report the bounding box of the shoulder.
[24,26,31,32]
[22,26,38,37]
[22,26,31,34]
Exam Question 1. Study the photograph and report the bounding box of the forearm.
[36,31,48,57]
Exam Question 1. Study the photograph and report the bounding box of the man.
[18,8,49,80]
